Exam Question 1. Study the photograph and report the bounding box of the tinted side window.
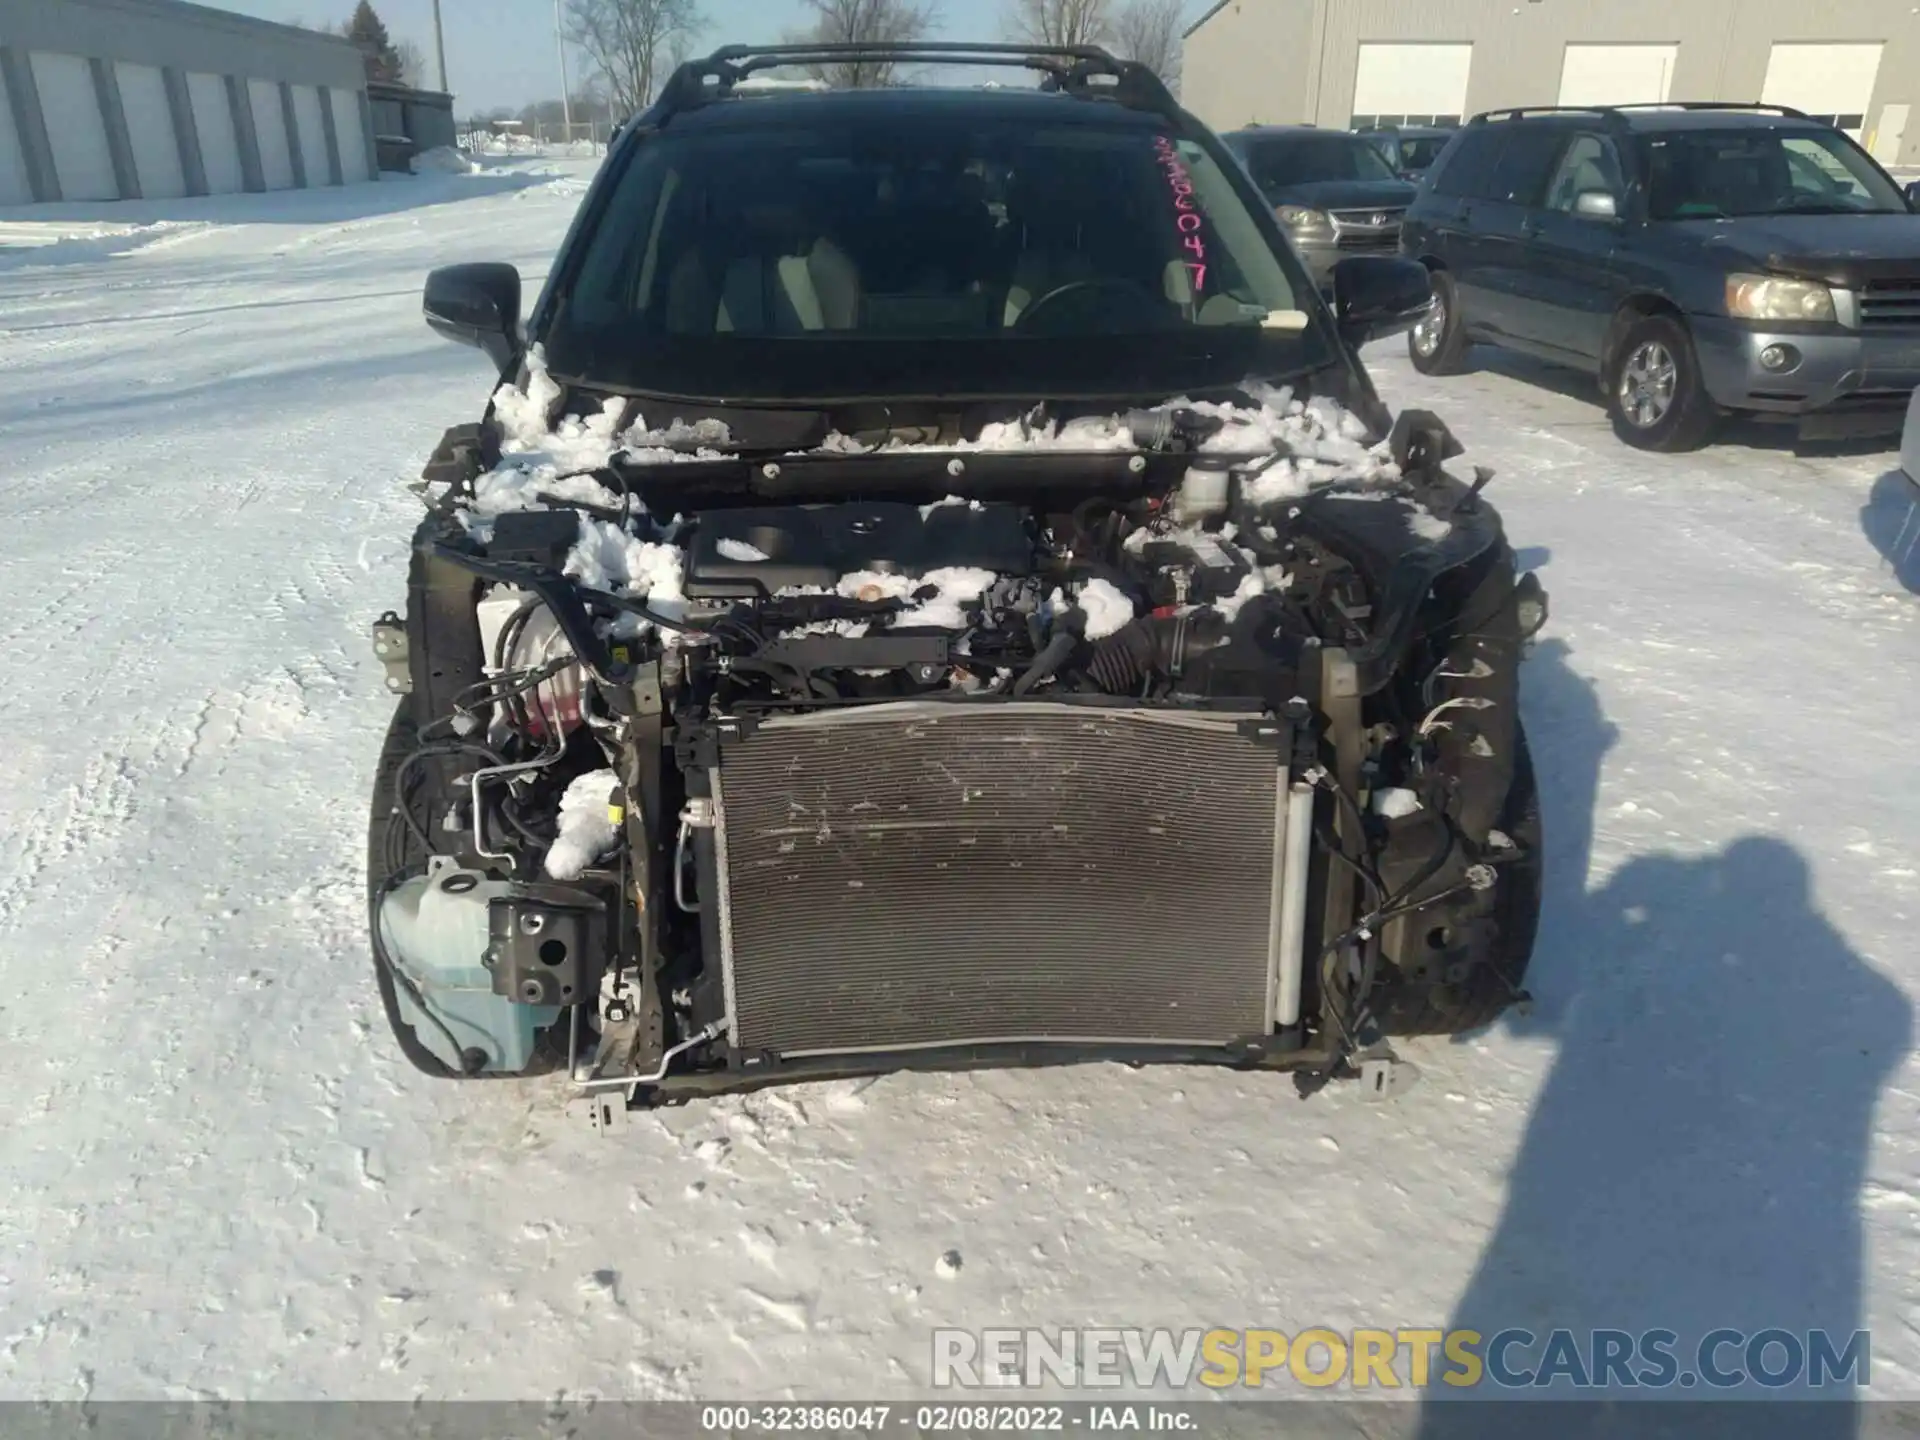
[1487,126,1571,207]
[1430,129,1505,198]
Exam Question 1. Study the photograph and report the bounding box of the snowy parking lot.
[1,158,1918,1405]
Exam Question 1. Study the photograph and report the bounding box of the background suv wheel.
[1605,315,1718,452]
[1407,269,1470,376]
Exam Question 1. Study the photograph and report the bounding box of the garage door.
[289,84,331,185]
[31,51,118,201]
[116,62,187,199]
[1559,44,1678,108]
[0,66,32,204]
[329,86,372,183]
[248,79,296,189]
[1350,43,1472,130]
[1762,43,1882,140]
[188,71,244,194]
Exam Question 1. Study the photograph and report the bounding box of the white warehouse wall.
[31,50,117,201]
[0,66,32,205]
[290,83,329,186]
[0,0,378,203]
[248,77,295,190]
[186,70,244,196]
[1762,43,1884,141]
[115,61,187,199]
[329,86,371,183]
[1558,43,1678,107]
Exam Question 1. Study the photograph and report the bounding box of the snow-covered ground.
[1,159,1917,1406]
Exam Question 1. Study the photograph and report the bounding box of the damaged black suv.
[368,42,1548,1113]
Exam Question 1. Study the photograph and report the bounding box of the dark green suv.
[1402,103,1920,451]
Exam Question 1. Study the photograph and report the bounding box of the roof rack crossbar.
[645,40,1182,125]
[708,41,1121,65]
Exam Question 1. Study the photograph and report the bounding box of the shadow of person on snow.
[1861,470,1920,596]
[1417,645,1913,1439]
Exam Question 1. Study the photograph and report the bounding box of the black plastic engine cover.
[684,501,1035,598]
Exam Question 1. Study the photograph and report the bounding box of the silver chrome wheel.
[1412,293,1447,357]
[1618,340,1677,428]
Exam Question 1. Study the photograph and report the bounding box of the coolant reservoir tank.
[1172,466,1230,522]
[377,861,561,1073]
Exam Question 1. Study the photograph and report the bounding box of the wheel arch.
[1601,293,1687,380]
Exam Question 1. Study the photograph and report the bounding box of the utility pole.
[431,0,449,92]
[554,0,573,141]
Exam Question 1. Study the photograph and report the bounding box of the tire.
[365,702,564,1079]
[1408,269,1470,376]
[1378,724,1542,1037]
[1605,314,1718,452]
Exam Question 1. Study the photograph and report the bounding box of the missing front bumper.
[696,701,1310,1062]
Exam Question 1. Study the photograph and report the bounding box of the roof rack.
[1611,101,1809,116]
[646,41,1182,124]
[1473,100,1810,126]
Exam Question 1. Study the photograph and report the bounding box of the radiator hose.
[1087,611,1229,694]
[1013,626,1081,696]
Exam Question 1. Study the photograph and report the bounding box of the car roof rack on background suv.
[646,41,1183,124]
[1471,101,1811,126]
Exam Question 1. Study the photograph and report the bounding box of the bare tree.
[394,38,430,88]
[563,0,707,116]
[1005,0,1110,49]
[1111,0,1182,91]
[792,0,939,88]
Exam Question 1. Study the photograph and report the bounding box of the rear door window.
[1486,127,1571,207]
[1430,129,1505,198]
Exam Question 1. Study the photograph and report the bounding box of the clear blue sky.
[214,0,1206,114]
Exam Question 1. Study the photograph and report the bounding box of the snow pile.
[1073,578,1135,639]
[1373,787,1424,819]
[919,494,987,519]
[466,350,733,631]
[566,521,686,620]
[545,769,621,879]
[409,146,478,176]
[487,348,733,476]
[1224,390,1403,506]
[830,567,999,630]
[466,358,1440,647]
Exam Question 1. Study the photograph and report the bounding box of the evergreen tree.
[346,1,402,84]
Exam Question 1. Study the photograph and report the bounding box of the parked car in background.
[1401,103,1920,451]
[1359,124,1458,180]
[1222,126,1417,291]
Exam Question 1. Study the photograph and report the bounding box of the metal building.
[0,0,377,206]
[1184,0,1920,166]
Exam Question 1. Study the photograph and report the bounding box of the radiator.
[710,702,1292,1058]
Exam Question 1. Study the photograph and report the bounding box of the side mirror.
[424,263,522,370]
[1574,189,1619,220]
[1330,255,1435,347]
[1906,180,1920,212]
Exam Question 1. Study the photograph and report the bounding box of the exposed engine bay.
[368,390,1546,1108]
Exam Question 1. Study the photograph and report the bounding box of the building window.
[1351,112,1459,130]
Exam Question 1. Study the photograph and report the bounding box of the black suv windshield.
[1238,133,1400,192]
[1642,127,1906,220]
[541,105,1333,403]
